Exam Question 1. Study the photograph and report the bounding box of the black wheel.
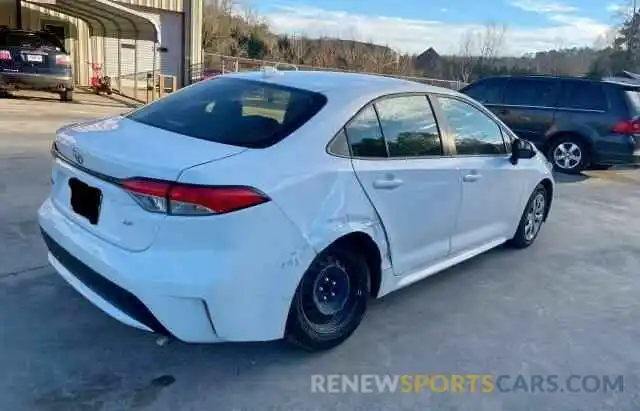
[60,90,73,102]
[508,184,548,249]
[0,90,9,98]
[286,245,370,351]
[547,136,589,174]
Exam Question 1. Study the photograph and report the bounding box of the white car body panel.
[38,70,554,343]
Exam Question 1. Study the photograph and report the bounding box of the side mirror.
[510,139,536,164]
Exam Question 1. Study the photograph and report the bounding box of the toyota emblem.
[72,147,84,165]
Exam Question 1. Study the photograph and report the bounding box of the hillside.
[201,1,640,82]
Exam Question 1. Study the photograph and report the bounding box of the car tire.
[60,90,73,102]
[547,136,589,174]
[285,244,370,351]
[507,184,548,249]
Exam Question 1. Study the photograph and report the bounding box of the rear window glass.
[625,89,640,116]
[1,32,64,51]
[126,77,328,148]
[557,80,607,111]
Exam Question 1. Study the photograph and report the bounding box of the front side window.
[374,95,442,157]
[344,105,387,158]
[127,77,327,149]
[436,97,507,156]
[503,78,559,107]
[557,80,607,111]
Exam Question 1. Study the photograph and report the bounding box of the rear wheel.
[286,245,370,351]
[60,90,73,102]
[507,184,547,249]
[547,136,589,174]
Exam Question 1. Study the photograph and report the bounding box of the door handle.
[499,108,509,115]
[373,177,404,189]
[463,173,482,183]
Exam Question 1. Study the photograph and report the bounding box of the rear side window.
[1,32,64,51]
[126,78,327,149]
[461,78,505,104]
[374,95,442,157]
[344,105,387,158]
[557,80,607,111]
[503,78,559,107]
[625,89,640,116]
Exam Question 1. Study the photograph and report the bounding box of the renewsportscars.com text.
[311,374,624,394]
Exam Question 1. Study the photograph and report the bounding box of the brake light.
[55,54,71,65]
[121,178,270,215]
[612,119,640,134]
[0,50,11,60]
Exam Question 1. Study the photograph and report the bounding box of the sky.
[243,0,631,56]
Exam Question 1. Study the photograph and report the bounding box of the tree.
[613,11,640,72]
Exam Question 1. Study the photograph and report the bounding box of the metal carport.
[22,0,161,99]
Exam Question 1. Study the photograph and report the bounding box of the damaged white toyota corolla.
[39,69,554,351]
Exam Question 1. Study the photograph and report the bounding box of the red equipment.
[88,61,112,95]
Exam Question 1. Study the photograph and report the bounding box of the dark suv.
[460,75,640,173]
[0,28,74,101]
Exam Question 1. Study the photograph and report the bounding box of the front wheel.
[285,245,370,351]
[507,184,548,249]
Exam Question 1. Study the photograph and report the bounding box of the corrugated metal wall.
[0,3,92,85]
[0,0,201,88]
[114,0,183,12]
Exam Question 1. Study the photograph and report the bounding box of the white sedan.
[38,70,554,351]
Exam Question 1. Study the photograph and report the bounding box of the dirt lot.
[1,94,640,411]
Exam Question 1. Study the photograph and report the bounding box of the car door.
[432,95,526,255]
[499,78,560,145]
[347,95,462,277]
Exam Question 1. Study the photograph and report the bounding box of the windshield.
[126,77,328,148]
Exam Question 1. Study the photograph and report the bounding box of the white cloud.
[440,8,450,13]
[509,0,577,14]
[262,5,610,56]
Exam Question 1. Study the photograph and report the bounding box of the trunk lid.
[51,116,247,251]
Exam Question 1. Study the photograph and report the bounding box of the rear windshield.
[1,32,64,51]
[625,89,640,116]
[126,77,328,148]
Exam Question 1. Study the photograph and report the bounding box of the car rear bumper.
[594,134,640,165]
[37,196,314,343]
[0,72,73,92]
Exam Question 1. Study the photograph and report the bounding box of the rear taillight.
[612,119,640,134]
[55,54,71,65]
[0,50,11,61]
[121,178,270,216]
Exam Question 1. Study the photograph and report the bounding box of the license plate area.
[69,177,102,225]
[26,54,43,63]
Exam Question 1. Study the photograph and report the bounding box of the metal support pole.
[117,33,122,92]
[15,0,22,29]
[133,38,138,101]
[152,42,157,101]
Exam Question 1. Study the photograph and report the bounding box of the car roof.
[474,74,640,89]
[222,70,460,100]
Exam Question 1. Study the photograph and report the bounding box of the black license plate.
[69,178,102,225]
